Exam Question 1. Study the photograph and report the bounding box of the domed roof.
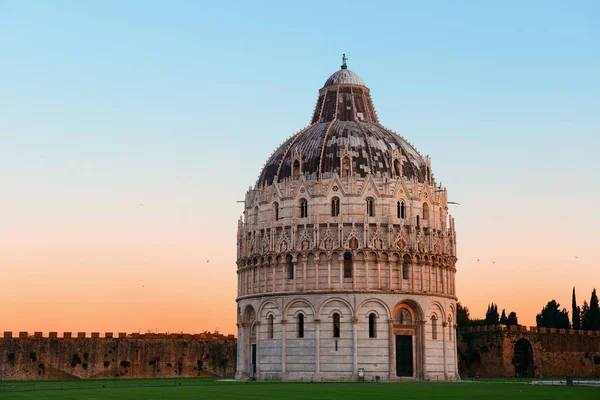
[323,67,365,87]
[256,58,428,187]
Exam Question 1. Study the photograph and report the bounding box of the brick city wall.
[0,332,236,381]
[457,325,600,378]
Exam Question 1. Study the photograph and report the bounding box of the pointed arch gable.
[392,176,411,199]
[324,174,348,197]
[359,174,382,197]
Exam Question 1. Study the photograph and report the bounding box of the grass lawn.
[0,378,598,399]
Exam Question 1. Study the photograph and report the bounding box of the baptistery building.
[236,58,458,381]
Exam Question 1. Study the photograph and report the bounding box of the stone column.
[327,258,332,289]
[339,256,343,289]
[255,322,261,377]
[352,256,356,290]
[315,319,321,374]
[272,265,276,292]
[352,316,358,375]
[293,261,297,292]
[315,257,319,290]
[302,259,307,291]
[388,261,392,290]
[442,322,448,379]
[240,322,249,378]
[281,319,287,376]
[453,324,458,379]
[419,320,427,380]
[236,323,244,378]
[388,319,395,379]
[377,259,381,289]
[365,258,369,289]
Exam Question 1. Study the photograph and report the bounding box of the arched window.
[366,198,375,217]
[431,315,438,340]
[331,197,340,217]
[297,313,304,338]
[416,215,420,227]
[267,315,274,339]
[333,313,340,338]
[393,159,401,177]
[400,201,405,219]
[343,252,353,278]
[286,254,294,279]
[423,203,429,220]
[341,156,350,177]
[299,199,308,218]
[395,309,412,325]
[273,202,279,221]
[448,317,453,341]
[254,206,259,225]
[292,159,301,180]
[368,313,377,338]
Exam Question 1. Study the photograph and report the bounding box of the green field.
[0,378,597,399]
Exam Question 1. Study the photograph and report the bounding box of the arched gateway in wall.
[235,58,459,381]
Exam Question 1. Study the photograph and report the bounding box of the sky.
[1,1,599,335]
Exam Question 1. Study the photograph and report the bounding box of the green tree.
[485,303,500,325]
[589,289,599,331]
[572,287,581,330]
[507,312,518,326]
[500,309,508,325]
[536,300,570,329]
[581,301,590,330]
[456,302,471,327]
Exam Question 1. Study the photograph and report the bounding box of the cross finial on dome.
[341,53,348,69]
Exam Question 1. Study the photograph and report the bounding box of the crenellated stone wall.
[0,332,236,381]
[457,326,600,378]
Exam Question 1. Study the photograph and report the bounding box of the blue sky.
[1,1,599,331]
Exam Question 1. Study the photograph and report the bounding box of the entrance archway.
[513,339,534,378]
[392,303,420,377]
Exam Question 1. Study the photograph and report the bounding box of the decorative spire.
[341,53,348,69]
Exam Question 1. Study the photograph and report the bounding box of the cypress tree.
[500,309,508,325]
[581,301,590,330]
[485,303,500,325]
[589,289,599,331]
[572,287,581,330]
